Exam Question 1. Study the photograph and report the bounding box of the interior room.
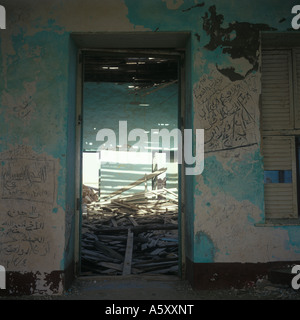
[80,51,181,276]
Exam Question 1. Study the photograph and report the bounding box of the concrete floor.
[44,274,300,300]
[63,275,199,300]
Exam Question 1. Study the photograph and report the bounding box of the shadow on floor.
[54,274,300,300]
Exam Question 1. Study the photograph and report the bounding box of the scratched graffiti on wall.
[1,159,55,204]
[0,206,50,269]
[194,70,259,153]
[0,147,59,271]
[2,81,37,123]
[12,98,35,120]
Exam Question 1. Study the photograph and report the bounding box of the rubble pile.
[81,184,179,276]
[82,184,99,204]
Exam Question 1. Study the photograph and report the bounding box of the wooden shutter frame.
[261,49,294,131]
[263,135,298,219]
[293,49,300,129]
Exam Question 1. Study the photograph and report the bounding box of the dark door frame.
[72,32,191,279]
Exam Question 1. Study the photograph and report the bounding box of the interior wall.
[82,81,179,197]
[1,0,300,294]
[83,82,179,151]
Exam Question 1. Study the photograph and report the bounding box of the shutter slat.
[263,136,298,218]
[265,184,295,218]
[294,50,300,128]
[262,49,299,219]
[261,50,293,130]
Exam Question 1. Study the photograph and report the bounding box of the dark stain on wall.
[216,65,245,81]
[0,271,39,296]
[202,5,276,81]
[0,271,64,296]
[195,33,201,42]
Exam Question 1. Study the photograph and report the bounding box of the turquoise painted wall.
[1,0,300,293]
[64,37,77,271]
[120,0,300,264]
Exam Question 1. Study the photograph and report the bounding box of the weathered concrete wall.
[0,23,72,294]
[191,3,300,265]
[0,0,147,295]
[0,0,300,294]
[123,0,300,264]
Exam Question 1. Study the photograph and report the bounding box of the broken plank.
[122,228,134,276]
[111,200,138,212]
[133,260,177,268]
[81,253,118,263]
[98,223,178,234]
[128,216,138,227]
[98,262,123,272]
[163,188,178,199]
[103,168,167,200]
[97,235,127,241]
[148,239,158,248]
[110,218,118,227]
[150,248,165,256]
[94,241,124,261]
[99,268,120,275]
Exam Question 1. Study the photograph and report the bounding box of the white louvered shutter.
[294,49,300,128]
[263,136,298,219]
[261,50,294,130]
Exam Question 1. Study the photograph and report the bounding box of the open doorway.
[79,50,181,277]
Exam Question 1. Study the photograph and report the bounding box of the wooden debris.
[82,190,178,275]
[103,168,167,200]
[128,216,138,227]
[80,171,178,276]
[82,184,99,204]
[123,229,134,275]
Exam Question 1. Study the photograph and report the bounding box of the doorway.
[78,50,182,277]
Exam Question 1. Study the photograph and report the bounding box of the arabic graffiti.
[0,149,58,270]
[194,71,259,153]
[1,159,55,204]
[0,206,50,269]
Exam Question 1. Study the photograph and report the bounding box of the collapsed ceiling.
[83,52,179,85]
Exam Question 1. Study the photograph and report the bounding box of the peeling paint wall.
[0,0,300,294]
[0,0,148,295]
[190,2,300,265]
